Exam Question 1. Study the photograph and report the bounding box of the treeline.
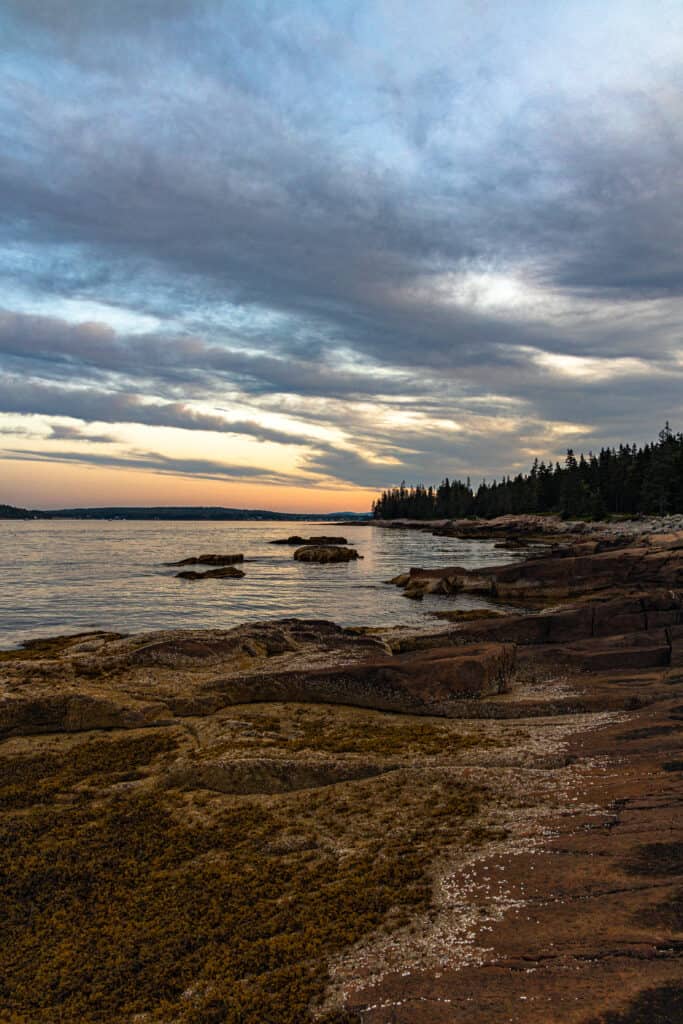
[372,425,683,520]
[0,505,371,521]
[0,504,43,519]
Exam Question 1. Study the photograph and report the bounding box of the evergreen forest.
[372,425,683,520]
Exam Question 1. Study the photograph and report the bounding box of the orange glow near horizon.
[0,459,374,513]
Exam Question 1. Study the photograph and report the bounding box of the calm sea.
[0,520,519,648]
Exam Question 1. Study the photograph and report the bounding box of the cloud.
[0,375,313,444]
[0,308,417,401]
[1,1,682,497]
[2,0,209,40]
[49,424,116,443]
[1,446,305,486]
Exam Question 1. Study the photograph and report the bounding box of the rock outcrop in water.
[389,529,683,605]
[294,545,361,563]
[169,553,244,566]
[270,535,348,545]
[175,565,246,581]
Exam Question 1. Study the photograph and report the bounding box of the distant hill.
[0,504,371,522]
[0,504,47,519]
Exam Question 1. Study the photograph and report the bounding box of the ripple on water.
[0,520,522,648]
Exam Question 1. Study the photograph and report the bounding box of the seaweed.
[0,742,483,1023]
[0,732,178,810]
[282,715,492,756]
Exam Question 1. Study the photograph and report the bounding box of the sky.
[1,0,682,512]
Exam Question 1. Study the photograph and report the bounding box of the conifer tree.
[371,426,683,521]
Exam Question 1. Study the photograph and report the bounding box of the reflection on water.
[0,520,521,647]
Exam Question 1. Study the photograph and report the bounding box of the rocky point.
[1,519,682,1023]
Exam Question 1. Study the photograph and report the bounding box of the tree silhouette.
[372,426,683,520]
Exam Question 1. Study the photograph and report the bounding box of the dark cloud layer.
[1,1,682,495]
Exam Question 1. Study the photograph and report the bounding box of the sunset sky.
[1,0,682,512]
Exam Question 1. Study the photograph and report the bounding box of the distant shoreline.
[0,503,372,522]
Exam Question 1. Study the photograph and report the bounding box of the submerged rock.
[431,608,506,622]
[270,535,348,545]
[293,545,361,563]
[176,566,245,581]
[170,553,244,566]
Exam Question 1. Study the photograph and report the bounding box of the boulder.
[293,545,361,563]
[453,609,591,646]
[0,693,167,738]
[170,553,244,566]
[204,642,515,714]
[176,566,245,581]
[546,631,671,673]
[431,594,683,649]
[129,636,253,667]
[122,620,381,669]
[399,567,465,600]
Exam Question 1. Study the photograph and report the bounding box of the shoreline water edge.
[1,515,682,1022]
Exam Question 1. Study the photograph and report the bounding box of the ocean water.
[0,520,520,648]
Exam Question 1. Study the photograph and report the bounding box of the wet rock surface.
[270,534,348,545]
[294,544,361,562]
[1,524,682,1022]
[389,528,683,606]
[0,620,514,732]
[169,553,244,566]
[378,511,683,542]
[175,565,246,581]
[343,691,683,1023]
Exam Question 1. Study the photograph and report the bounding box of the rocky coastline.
[1,517,682,1022]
